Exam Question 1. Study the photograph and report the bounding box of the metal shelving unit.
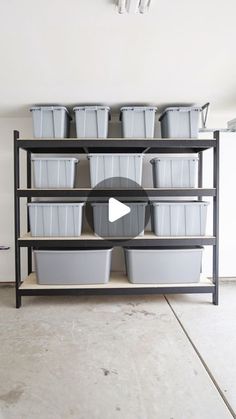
[14,130,220,308]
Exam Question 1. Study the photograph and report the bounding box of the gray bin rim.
[31,157,79,162]
[73,105,110,111]
[35,248,113,255]
[28,202,85,207]
[150,154,199,164]
[73,105,111,120]
[151,201,209,206]
[88,153,144,159]
[120,106,157,111]
[159,106,203,121]
[120,106,157,121]
[124,246,204,251]
[30,105,72,119]
[91,201,148,206]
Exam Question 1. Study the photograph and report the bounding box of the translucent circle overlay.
[85,177,150,244]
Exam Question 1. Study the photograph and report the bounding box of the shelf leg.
[212,131,220,305]
[27,151,32,275]
[16,292,22,309]
[198,151,203,201]
[14,130,21,309]
[212,288,218,305]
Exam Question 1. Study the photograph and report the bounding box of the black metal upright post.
[213,131,220,305]
[198,151,203,201]
[14,130,21,308]
[27,151,32,275]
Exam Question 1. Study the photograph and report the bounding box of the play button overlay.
[108,198,131,222]
[85,177,150,244]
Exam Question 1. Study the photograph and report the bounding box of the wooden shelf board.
[18,232,215,241]
[20,272,214,290]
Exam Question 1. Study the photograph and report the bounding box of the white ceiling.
[0,0,236,118]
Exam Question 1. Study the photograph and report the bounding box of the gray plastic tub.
[159,106,202,138]
[150,154,198,188]
[92,202,147,237]
[88,154,143,187]
[30,106,71,138]
[34,248,112,285]
[28,202,84,237]
[151,201,209,236]
[73,106,110,138]
[31,157,78,188]
[124,247,203,284]
[120,106,157,138]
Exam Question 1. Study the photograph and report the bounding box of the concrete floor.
[0,283,236,419]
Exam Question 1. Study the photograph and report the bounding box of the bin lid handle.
[201,102,210,128]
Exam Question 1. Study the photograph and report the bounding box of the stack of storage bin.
[29,104,208,286]
[87,106,157,238]
[30,105,113,285]
[123,107,208,285]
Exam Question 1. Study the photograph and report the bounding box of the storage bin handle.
[201,102,210,128]
[0,246,10,250]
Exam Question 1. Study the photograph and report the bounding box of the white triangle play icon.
[108,198,131,223]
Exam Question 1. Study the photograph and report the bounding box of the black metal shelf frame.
[14,131,220,308]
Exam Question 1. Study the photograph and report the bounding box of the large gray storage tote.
[32,157,78,188]
[124,247,203,284]
[159,104,209,138]
[88,154,143,187]
[150,154,198,188]
[30,106,70,138]
[28,202,84,237]
[34,248,112,285]
[92,202,147,237]
[120,106,157,138]
[73,106,110,138]
[151,201,209,236]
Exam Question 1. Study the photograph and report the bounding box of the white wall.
[0,116,235,282]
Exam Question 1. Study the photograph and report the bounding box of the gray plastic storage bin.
[32,157,78,188]
[34,248,112,285]
[30,106,70,138]
[159,106,202,138]
[88,154,143,187]
[73,106,110,138]
[92,202,147,237]
[120,106,157,138]
[28,202,84,237]
[150,154,198,188]
[124,247,203,284]
[151,201,209,236]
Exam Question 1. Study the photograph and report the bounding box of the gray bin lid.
[120,106,157,120]
[159,106,202,121]
[73,106,110,111]
[28,202,85,207]
[91,202,148,206]
[73,105,111,120]
[31,157,79,162]
[124,246,204,251]
[120,106,157,112]
[30,106,72,119]
[151,201,209,206]
[87,153,144,159]
[150,153,199,164]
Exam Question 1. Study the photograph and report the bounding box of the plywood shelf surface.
[20,273,214,291]
[18,232,215,241]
